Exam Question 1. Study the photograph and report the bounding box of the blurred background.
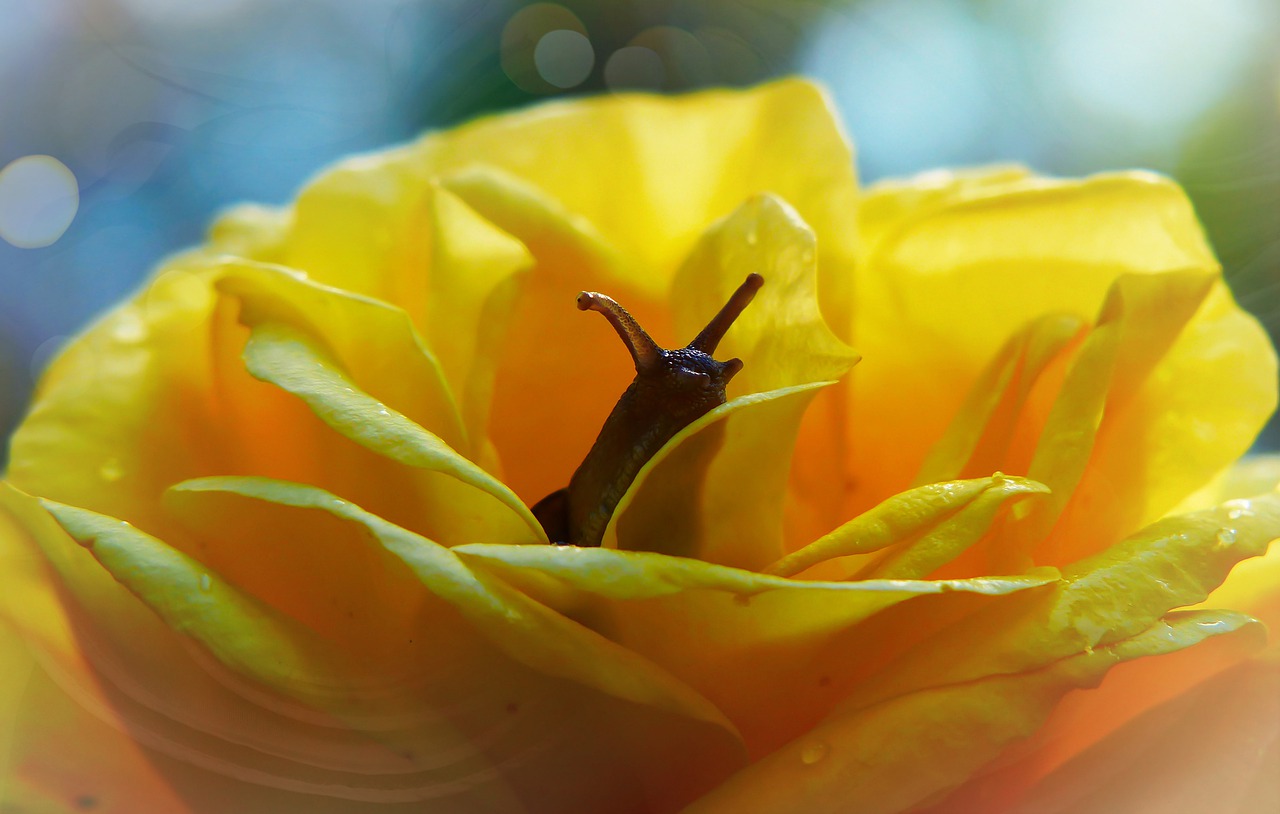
[1,0,1278,462]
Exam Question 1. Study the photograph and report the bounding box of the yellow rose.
[1,80,1277,813]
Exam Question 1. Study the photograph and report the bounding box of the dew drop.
[1224,499,1253,521]
[800,741,829,766]
[1215,527,1238,547]
[1084,645,1095,656]
[991,471,1006,483]
[98,459,124,482]
[198,573,212,592]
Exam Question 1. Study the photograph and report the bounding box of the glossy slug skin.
[533,274,763,546]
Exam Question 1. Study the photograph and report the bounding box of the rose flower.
[1,80,1277,813]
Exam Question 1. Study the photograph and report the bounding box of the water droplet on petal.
[991,471,1006,483]
[800,741,829,765]
[1215,527,1238,547]
[1224,499,1253,521]
[199,573,212,592]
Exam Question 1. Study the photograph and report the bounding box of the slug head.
[576,271,760,390]
[534,273,763,546]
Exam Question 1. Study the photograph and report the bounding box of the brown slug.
[532,273,764,546]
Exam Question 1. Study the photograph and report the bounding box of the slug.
[532,273,764,546]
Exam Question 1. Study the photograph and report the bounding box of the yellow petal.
[766,476,1049,580]
[418,186,535,469]
[913,313,1085,486]
[1015,273,1274,566]
[41,499,359,704]
[421,79,859,317]
[603,383,831,569]
[1175,454,1280,514]
[215,259,468,451]
[856,165,1035,255]
[437,166,668,505]
[220,161,535,474]
[2,484,744,811]
[1190,456,1280,646]
[457,540,1054,755]
[277,170,536,451]
[436,81,859,505]
[846,173,1228,519]
[206,201,290,262]
[672,194,859,395]
[168,476,741,742]
[831,491,1280,721]
[2,485,517,804]
[671,194,861,552]
[684,610,1260,814]
[236,318,541,544]
[281,143,427,299]
[7,256,522,548]
[587,197,860,569]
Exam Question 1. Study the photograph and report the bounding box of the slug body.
[533,274,763,546]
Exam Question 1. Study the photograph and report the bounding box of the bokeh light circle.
[502,3,590,94]
[0,155,79,249]
[534,29,594,89]
[604,46,665,91]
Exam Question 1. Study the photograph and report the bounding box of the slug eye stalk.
[532,274,764,547]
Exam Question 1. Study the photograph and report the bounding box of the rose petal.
[456,540,1055,755]
[670,194,861,549]
[432,80,860,503]
[1041,281,1276,564]
[215,259,468,451]
[0,485,541,804]
[6,255,532,547]
[683,610,1261,814]
[235,318,541,544]
[834,492,1279,717]
[672,194,859,396]
[847,173,1242,521]
[2,484,746,811]
[206,202,290,262]
[280,144,429,300]
[273,172,535,461]
[767,475,1049,581]
[432,165,663,504]
[601,383,831,569]
[421,79,859,313]
[912,313,1085,487]
[167,476,741,742]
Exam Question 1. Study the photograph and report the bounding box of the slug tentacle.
[534,274,764,547]
[576,291,663,372]
[689,273,764,354]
